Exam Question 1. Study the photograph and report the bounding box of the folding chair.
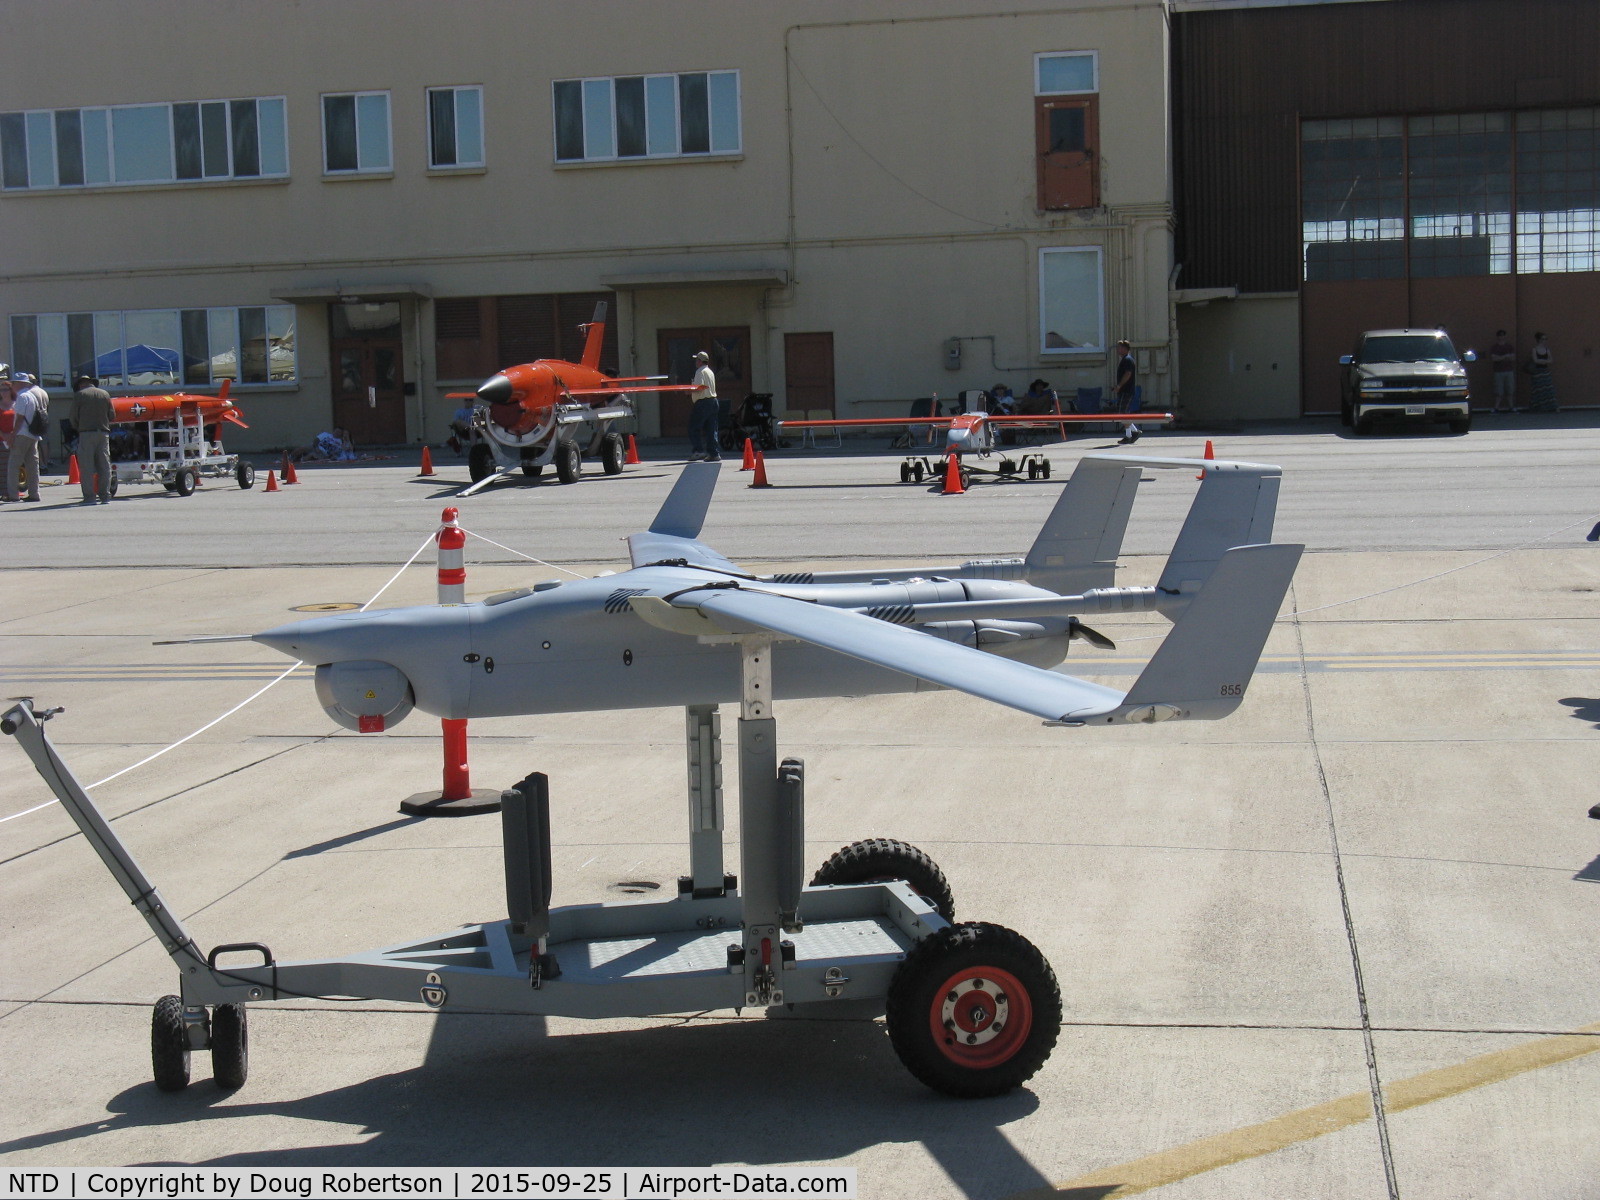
[807,409,841,448]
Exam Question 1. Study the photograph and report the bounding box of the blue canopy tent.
[73,344,187,380]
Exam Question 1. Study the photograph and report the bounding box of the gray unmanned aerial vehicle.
[6,453,1300,1099]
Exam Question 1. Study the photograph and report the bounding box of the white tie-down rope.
[1,529,442,824]
[460,528,590,579]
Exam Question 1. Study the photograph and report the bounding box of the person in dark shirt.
[72,376,116,504]
[1114,340,1141,444]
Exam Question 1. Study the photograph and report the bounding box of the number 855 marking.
[1219,682,1243,697]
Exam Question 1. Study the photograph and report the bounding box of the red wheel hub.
[928,965,1033,1068]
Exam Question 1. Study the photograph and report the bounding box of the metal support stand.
[682,704,729,897]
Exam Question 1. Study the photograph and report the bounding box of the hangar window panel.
[1301,118,1406,281]
[1515,108,1600,274]
[110,105,172,183]
[239,308,269,384]
[256,99,287,176]
[645,75,678,155]
[93,312,127,385]
[181,310,211,386]
[553,81,584,161]
[121,311,183,385]
[1036,56,1099,211]
[230,99,260,176]
[209,310,240,384]
[266,308,296,381]
[1407,112,1511,278]
[707,72,740,154]
[36,315,68,389]
[200,102,230,176]
[1038,246,1105,355]
[54,110,83,186]
[174,104,202,179]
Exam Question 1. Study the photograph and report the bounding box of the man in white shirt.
[5,372,49,502]
[687,350,721,462]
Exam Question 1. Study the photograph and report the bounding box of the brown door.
[331,340,406,443]
[657,326,750,437]
[1036,96,1099,211]
[784,332,835,415]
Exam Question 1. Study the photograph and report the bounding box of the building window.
[428,85,484,168]
[8,305,296,389]
[0,97,287,190]
[553,71,740,163]
[1301,108,1599,281]
[1039,246,1104,355]
[323,91,391,174]
[1035,52,1099,210]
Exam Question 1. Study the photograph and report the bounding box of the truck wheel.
[211,1003,249,1089]
[810,837,955,923]
[555,440,581,484]
[173,467,198,496]
[600,432,626,475]
[235,461,256,490]
[1352,414,1373,436]
[1449,416,1471,435]
[151,995,192,1092]
[885,923,1061,1098]
[1340,399,1353,428]
[468,443,495,482]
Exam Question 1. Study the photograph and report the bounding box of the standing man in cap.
[687,349,721,462]
[4,372,49,502]
[72,375,116,504]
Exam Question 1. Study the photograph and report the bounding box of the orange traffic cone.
[1197,439,1215,480]
[67,455,80,484]
[941,451,965,495]
[282,454,299,485]
[265,469,279,492]
[749,451,772,489]
[740,437,756,471]
[419,445,435,476]
[625,434,641,465]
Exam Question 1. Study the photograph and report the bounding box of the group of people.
[1488,330,1558,414]
[982,340,1144,444]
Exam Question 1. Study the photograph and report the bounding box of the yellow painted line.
[1325,660,1600,669]
[1006,1022,1600,1200]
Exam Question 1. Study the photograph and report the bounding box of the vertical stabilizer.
[1025,456,1143,594]
[1156,462,1281,600]
[648,460,722,538]
[580,301,608,370]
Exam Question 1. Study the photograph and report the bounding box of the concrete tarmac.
[1,420,1598,1198]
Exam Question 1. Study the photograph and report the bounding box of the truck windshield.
[1359,336,1457,364]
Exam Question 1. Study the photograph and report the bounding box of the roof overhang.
[599,268,789,290]
[1172,287,1239,305]
[272,282,434,304]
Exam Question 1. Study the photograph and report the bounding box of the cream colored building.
[1,0,1177,452]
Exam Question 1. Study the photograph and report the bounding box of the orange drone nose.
[477,373,514,405]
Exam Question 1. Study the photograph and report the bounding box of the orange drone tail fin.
[218,378,231,401]
[580,301,608,371]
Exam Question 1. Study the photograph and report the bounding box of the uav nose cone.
[477,373,514,405]
[253,614,351,661]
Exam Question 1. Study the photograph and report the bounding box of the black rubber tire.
[1449,416,1471,435]
[810,837,956,923]
[759,429,778,452]
[1340,398,1353,428]
[555,440,581,484]
[521,462,543,478]
[1026,460,1038,480]
[1039,460,1050,479]
[108,472,119,496]
[601,432,627,475]
[885,922,1061,1098]
[151,995,192,1092]
[1352,414,1373,436]
[173,466,197,497]
[468,442,495,482]
[211,1003,249,1089]
[235,460,256,490]
[899,462,912,483]
[911,461,925,483]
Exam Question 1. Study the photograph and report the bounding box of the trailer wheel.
[899,462,912,483]
[469,443,495,483]
[173,467,198,497]
[521,462,543,478]
[555,440,581,484]
[810,837,955,923]
[1026,461,1039,480]
[235,461,256,490]
[885,922,1060,1098]
[1039,460,1050,479]
[108,473,119,496]
[151,995,192,1092]
[600,432,626,475]
[911,461,925,483]
[211,1003,249,1089]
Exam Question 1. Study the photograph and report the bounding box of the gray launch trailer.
[2,635,1062,1098]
